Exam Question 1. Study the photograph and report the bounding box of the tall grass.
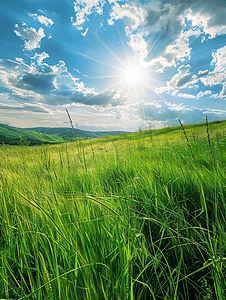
[0,121,226,299]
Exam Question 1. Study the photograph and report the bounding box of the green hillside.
[1,119,226,299]
[0,124,65,145]
[23,126,130,138]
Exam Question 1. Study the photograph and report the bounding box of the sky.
[1,0,226,131]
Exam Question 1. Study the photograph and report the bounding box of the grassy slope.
[1,120,226,299]
[0,124,65,145]
[22,126,130,138]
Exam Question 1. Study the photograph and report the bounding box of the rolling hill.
[0,124,65,145]
[22,127,130,138]
[0,124,130,146]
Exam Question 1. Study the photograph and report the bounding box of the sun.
[124,65,142,83]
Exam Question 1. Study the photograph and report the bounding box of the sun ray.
[92,30,128,69]
[139,77,156,92]
[137,80,152,102]
[134,81,139,103]
[147,32,162,56]
[99,77,128,93]
[75,51,125,73]
[116,25,130,66]
[88,74,124,79]
[140,78,168,103]
[126,82,132,98]
[139,75,166,85]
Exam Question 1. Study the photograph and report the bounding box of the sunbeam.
[75,50,125,73]
[92,30,128,69]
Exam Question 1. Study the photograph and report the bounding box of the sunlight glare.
[124,65,142,83]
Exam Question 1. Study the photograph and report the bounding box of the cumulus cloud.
[28,13,54,26]
[149,29,201,69]
[220,83,226,98]
[198,45,226,88]
[137,0,226,67]
[108,2,146,33]
[135,100,178,122]
[21,73,55,92]
[71,0,105,30]
[121,99,226,128]
[31,52,50,65]
[0,56,129,109]
[128,33,148,60]
[69,89,128,107]
[185,0,226,39]
[14,24,45,50]
[154,64,210,94]
[169,64,194,88]
[142,1,186,60]
[177,92,196,98]
[211,45,226,74]
[197,90,212,98]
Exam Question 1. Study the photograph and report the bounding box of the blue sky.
[1,0,226,131]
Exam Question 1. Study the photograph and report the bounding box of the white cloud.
[28,13,54,26]
[71,0,105,30]
[168,64,194,89]
[130,0,226,71]
[142,1,186,61]
[81,28,89,36]
[128,33,148,60]
[149,29,201,69]
[155,64,210,95]
[0,56,129,109]
[187,8,226,39]
[203,108,226,115]
[211,45,226,74]
[14,24,45,50]
[107,2,146,33]
[168,102,195,112]
[198,45,226,88]
[154,86,171,95]
[197,90,212,98]
[0,97,50,114]
[171,89,178,96]
[210,93,220,99]
[31,52,49,65]
[220,83,226,98]
[177,92,196,98]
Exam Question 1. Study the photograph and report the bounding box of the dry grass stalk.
[65,108,82,161]
[178,119,195,160]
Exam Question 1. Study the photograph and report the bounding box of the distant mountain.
[22,127,130,138]
[0,124,65,145]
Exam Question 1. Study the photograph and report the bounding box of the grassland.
[22,127,129,139]
[0,125,66,145]
[1,119,226,299]
[0,124,129,146]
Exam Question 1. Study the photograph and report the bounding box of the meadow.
[0,119,226,299]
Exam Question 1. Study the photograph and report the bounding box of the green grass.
[1,120,226,299]
[0,124,66,145]
[22,126,129,139]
